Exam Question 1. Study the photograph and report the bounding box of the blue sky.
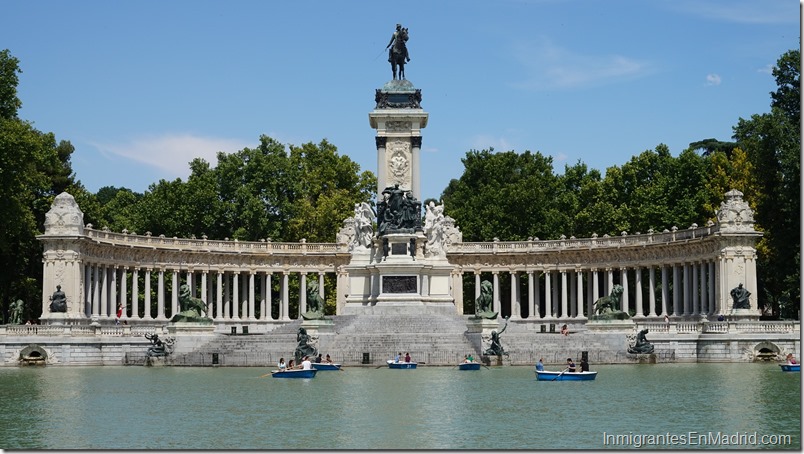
[3,0,798,202]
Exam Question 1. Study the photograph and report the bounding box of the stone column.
[534,270,542,319]
[648,266,657,317]
[492,271,500,317]
[708,262,716,316]
[682,263,690,316]
[691,262,699,316]
[510,271,520,319]
[260,273,268,320]
[620,267,629,316]
[699,261,708,316]
[282,272,290,320]
[100,265,109,318]
[575,268,586,319]
[248,271,256,320]
[201,271,209,317]
[110,266,118,320]
[634,266,643,318]
[132,268,139,320]
[232,272,240,320]
[92,265,100,318]
[544,270,552,319]
[560,270,568,319]
[144,268,152,320]
[411,136,422,199]
[300,272,308,315]
[375,136,387,197]
[672,264,680,316]
[661,265,669,317]
[171,270,179,317]
[119,267,127,321]
[526,270,535,319]
[319,272,326,302]
[216,271,224,320]
[157,268,166,320]
[224,272,231,319]
[475,272,481,310]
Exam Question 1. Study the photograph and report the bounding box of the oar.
[260,370,278,378]
[551,368,569,381]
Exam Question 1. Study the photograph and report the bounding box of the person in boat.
[301,356,313,370]
[560,324,569,336]
[315,353,323,364]
[278,357,287,371]
[287,359,295,370]
[394,352,402,363]
[566,358,576,372]
[536,358,545,371]
[786,353,797,365]
[580,357,589,372]
[467,354,474,363]
[404,352,411,363]
[325,354,333,364]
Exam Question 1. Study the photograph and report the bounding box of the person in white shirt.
[277,357,286,371]
[301,356,313,370]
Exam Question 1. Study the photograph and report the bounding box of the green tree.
[0,49,86,320]
[732,48,800,318]
[441,149,566,241]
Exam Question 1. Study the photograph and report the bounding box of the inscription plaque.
[391,243,408,255]
[383,276,417,293]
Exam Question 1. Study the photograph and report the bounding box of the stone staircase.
[156,315,673,367]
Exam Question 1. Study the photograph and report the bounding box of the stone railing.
[448,223,716,254]
[635,320,799,335]
[1,324,167,337]
[84,227,349,255]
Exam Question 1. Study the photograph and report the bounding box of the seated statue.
[730,283,751,309]
[294,327,318,363]
[49,285,67,313]
[301,280,326,320]
[628,328,655,354]
[592,285,629,320]
[474,280,498,319]
[170,284,212,323]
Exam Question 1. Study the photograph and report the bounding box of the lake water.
[0,363,799,450]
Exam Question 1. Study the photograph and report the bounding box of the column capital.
[375,136,387,148]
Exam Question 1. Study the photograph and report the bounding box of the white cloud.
[92,133,253,179]
[706,73,722,86]
[511,38,653,90]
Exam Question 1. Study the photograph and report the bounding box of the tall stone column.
[157,269,166,320]
[510,271,520,319]
[544,270,553,319]
[132,268,139,320]
[216,271,223,320]
[369,81,428,199]
[648,266,657,317]
[248,271,256,320]
[232,272,240,320]
[144,268,152,320]
[492,271,500,317]
[560,270,568,319]
[282,272,291,321]
[575,268,586,320]
[527,270,536,319]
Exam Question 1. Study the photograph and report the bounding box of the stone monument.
[338,50,460,316]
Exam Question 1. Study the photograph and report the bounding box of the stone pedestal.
[167,321,215,336]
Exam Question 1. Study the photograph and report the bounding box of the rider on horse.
[386,24,410,63]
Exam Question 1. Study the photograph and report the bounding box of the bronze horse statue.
[389,27,409,80]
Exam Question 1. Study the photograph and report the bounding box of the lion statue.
[592,285,629,320]
[474,280,497,319]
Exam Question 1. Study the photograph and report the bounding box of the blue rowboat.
[387,360,417,369]
[272,369,317,378]
[458,362,481,371]
[780,364,800,372]
[536,370,597,381]
[311,363,342,371]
